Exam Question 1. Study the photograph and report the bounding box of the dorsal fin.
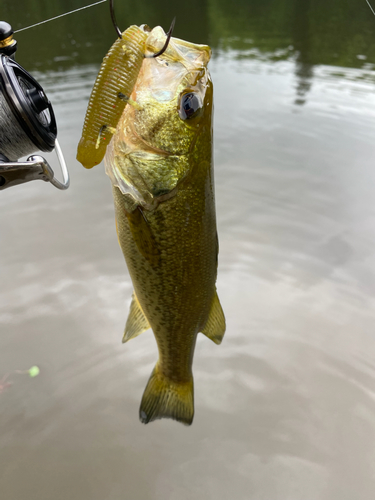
[123,292,150,343]
[201,290,226,345]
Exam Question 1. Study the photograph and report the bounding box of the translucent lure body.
[77,25,147,169]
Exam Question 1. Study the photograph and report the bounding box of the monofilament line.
[366,0,375,16]
[14,0,107,33]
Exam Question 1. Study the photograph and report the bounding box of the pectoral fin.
[126,206,161,267]
[201,290,226,345]
[123,292,150,343]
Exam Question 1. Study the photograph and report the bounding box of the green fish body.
[105,27,225,425]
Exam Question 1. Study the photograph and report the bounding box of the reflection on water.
[2,0,375,499]
[292,0,314,105]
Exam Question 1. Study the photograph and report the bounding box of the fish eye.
[178,92,202,120]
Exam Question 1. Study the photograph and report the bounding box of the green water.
[4,0,375,70]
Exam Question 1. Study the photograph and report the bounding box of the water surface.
[2,1,375,499]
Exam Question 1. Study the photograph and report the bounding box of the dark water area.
[2,1,375,499]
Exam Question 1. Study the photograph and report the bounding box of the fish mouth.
[145,27,211,69]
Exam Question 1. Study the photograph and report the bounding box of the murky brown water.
[2,1,375,499]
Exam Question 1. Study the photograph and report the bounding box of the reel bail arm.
[0,139,70,190]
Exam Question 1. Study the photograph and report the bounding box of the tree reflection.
[292,0,313,106]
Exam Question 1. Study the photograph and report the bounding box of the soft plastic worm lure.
[77,25,148,169]
[77,0,175,170]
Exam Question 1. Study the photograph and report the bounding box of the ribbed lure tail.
[77,26,147,169]
[140,363,194,425]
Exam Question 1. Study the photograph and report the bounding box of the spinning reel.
[0,21,69,190]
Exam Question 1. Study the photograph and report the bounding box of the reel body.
[0,21,69,190]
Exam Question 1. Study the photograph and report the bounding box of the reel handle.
[0,139,70,191]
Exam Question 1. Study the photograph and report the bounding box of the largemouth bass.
[80,26,225,425]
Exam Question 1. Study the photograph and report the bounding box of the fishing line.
[14,0,107,33]
[366,0,375,16]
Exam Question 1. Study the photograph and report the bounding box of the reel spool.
[0,21,69,190]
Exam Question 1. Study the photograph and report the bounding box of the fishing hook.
[109,0,122,38]
[109,0,175,57]
[146,17,176,58]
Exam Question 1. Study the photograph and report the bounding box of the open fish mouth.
[139,27,211,115]
[145,27,211,70]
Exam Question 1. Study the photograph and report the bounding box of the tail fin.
[139,363,194,425]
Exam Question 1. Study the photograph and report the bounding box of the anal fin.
[201,290,226,345]
[123,292,150,343]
